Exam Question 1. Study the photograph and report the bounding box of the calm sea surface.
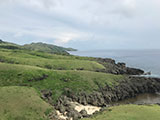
[69,49,160,77]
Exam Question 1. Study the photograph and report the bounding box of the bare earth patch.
[71,102,101,115]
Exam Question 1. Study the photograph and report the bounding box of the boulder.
[80,109,88,117]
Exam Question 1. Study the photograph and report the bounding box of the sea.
[69,49,160,77]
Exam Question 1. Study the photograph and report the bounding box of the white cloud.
[54,33,79,45]
[0,0,160,49]
[109,0,136,18]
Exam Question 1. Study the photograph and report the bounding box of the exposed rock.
[58,76,160,107]
[143,71,152,75]
[95,58,144,75]
[41,89,53,103]
[52,76,160,120]
[66,109,82,120]
[48,110,59,120]
[80,110,88,117]
[59,105,66,113]
[117,62,126,67]
[76,68,84,70]
[28,74,48,82]
[126,67,144,75]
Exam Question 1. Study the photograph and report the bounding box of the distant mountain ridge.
[0,39,77,55]
[23,42,77,55]
[0,39,22,50]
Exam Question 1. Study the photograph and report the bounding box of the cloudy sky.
[0,0,160,50]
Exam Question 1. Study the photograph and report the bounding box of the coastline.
[69,49,160,77]
[53,75,160,120]
[50,55,160,120]
[1,44,160,120]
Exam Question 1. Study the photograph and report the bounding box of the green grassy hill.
[0,44,124,119]
[0,40,159,120]
[83,105,160,120]
[0,62,123,102]
[0,86,53,120]
[0,39,76,55]
[23,42,76,55]
[0,49,105,71]
[0,40,22,50]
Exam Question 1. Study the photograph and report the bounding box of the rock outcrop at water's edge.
[41,76,160,120]
[95,58,144,75]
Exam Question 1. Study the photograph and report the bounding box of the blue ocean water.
[69,49,160,77]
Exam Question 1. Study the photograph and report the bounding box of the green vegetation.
[64,47,77,51]
[0,40,22,50]
[23,42,76,55]
[0,49,104,71]
[83,105,160,120]
[0,86,53,120]
[1,40,155,120]
[0,41,117,104]
[0,62,124,102]
[0,39,76,55]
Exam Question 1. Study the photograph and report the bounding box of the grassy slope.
[23,42,76,54]
[1,44,160,120]
[83,105,160,120]
[0,49,105,71]
[0,40,76,54]
[0,86,53,120]
[0,62,124,102]
[0,41,22,50]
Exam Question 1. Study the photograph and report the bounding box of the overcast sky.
[0,0,160,50]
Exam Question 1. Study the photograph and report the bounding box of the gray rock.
[80,109,88,117]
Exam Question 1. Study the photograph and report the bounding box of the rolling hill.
[23,42,77,55]
[0,39,160,120]
[0,39,76,55]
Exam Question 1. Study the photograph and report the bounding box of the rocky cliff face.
[43,76,160,120]
[95,58,144,75]
[58,77,160,106]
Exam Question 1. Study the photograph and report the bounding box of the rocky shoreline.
[42,76,160,120]
[39,58,160,120]
[1,40,160,120]
[95,58,145,75]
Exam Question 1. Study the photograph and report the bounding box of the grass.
[0,41,22,50]
[0,40,76,55]
[23,42,73,55]
[0,86,53,120]
[0,42,158,120]
[0,49,105,71]
[0,62,124,103]
[83,105,160,120]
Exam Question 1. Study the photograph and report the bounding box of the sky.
[0,0,160,50]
